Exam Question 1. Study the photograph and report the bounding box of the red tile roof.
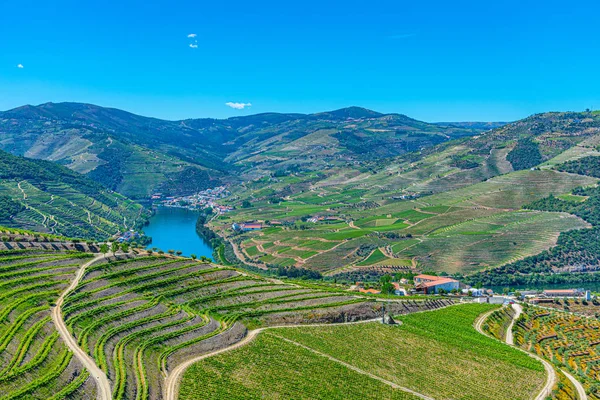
[419,278,458,288]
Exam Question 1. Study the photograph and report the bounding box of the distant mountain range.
[0,102,496,199]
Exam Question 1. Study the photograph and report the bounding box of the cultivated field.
[180,304,546,400]
[213,164,592,276]
[514,305,600,399]
[0,248,96,399]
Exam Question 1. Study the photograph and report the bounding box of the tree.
[241,200,252,208]
[176,250,182,256]
[100,243,109,255]
[167,249,175,255]
[111,242,119,253]
[190,254,197,260]
[120,243,129,253]
[381,282,395,295]
[200,256,209,263]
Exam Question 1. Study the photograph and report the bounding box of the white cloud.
[389,33,416,39]
[17,64,24,69]
[189,43,198,48]
[187,33,197,38]
[225,102,252,110]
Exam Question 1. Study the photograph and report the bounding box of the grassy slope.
[217,168,592,274]
[181,304,545,400]
[180,333,419,400]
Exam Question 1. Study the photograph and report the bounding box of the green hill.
[0,149,148,240]
[209,110,600,281]
[0,102,485,199]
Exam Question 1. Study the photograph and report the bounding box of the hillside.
[4,102,600,282]
[209,110,600,280]
[0,233,459,400]
[0,149,148,240]
[0,102,485,199]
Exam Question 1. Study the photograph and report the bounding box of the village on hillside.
[150,186,233,213]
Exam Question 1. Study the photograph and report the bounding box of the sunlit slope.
[0,150,148,240]
[0,247,96,399]
[180,304,545,400]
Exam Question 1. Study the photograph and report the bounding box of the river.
[144,206,213,259]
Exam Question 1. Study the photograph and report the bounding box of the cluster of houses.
[351,274,510,303]
[151,186,232,213]
[116,230,143,243]
[353,274,462,296]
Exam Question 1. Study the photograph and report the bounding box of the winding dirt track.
[561,369,588,400]
[51,253,113,400]
[165,303,460,400]
[474,304,556,400]
[164,318,441,400]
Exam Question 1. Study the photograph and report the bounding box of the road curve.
[561,369,588,400]
[165,302,461,400]
[51,254,112,400]
[505,303,521,345]
[474,304,556,400]
[164,319,386,400]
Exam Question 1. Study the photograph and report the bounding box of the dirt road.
[474,305,556,400]
[163,319,390,400]
[505,303,521,345]
[562,369,588,399]
[51,254,113,400]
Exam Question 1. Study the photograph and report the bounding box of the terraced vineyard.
[60,251,453,399]
[213,164,593,277]
[0,149,148,240]
[514,305,600,398]
[0,248,97,399]
[482,306,516,341]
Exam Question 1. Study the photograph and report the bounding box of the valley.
[5,1,600,398]
[2,102,600,400]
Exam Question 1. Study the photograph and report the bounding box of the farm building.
[392,282,408,296]
[414,274,445,285]
[415,276,460,294]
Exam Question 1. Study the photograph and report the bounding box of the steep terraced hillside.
[0,248,97,399]
[0,150,148,240]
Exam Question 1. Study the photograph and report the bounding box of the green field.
[215,163,593,275]
[356,248,387,266]
[180,304,545,400]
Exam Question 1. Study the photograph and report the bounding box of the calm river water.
[144,207,213,259]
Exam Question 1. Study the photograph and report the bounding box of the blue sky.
[1,0,599,121]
